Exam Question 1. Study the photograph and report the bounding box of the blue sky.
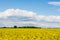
[0,0,60,27]
[0,0,60,15]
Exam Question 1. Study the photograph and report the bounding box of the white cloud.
[0,9,37,18]
[0,9,60,28]
[44,16,60,22]
[0,9,38,27]
[48,2,60,6]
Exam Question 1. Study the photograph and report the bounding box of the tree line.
[1,25,41,28]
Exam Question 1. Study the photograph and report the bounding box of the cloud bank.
[0,9,60,28]
[48,2,60,6]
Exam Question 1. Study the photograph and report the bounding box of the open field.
[0,28,60,40]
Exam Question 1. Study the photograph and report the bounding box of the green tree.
[3,27,7,28]
[14,25,17,28]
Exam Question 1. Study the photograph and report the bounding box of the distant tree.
[18,27,22,28]
[22,26,38,28]
[14,25,17,28]
[3,27,7,28]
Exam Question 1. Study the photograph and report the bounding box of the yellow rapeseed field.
[0,28,60,40]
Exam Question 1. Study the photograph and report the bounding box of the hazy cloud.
[48,2,60,6]
[0,9,60,27]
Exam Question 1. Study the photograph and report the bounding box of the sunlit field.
[0,28,60,40]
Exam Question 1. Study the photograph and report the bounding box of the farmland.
[0,28,60,40]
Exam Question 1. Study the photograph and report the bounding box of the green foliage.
[21,26,39,28]
[14,25,17,28]
[2,27,7,28]
[1,26,41,28]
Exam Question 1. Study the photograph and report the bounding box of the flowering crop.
[0,28,60,40]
